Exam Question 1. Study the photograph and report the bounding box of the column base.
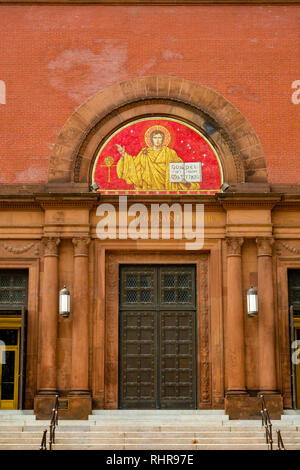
[58,395,92,420]
[34,393,92,420]
[34,393,58,420]
[225,392,283,420]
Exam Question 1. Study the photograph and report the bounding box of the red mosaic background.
[93,118,222,194]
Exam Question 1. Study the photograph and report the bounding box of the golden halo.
[144,125,171,148]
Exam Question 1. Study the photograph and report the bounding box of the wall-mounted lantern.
[247,286,258,317]
[59,285,70,318]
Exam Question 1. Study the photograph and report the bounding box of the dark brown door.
[119,265,197,409]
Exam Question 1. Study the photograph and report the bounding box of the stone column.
[38,236,60,394]
[70,237,90,395]
[225,237,246,393]
[256,237,277,392]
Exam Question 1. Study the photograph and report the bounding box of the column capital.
[72,237,90,257]
[256,237,274,257]
[42,237,60,257]
[226,237,244,257]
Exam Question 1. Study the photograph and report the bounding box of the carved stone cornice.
[42,237,60,257]
[72,237,90,257]
[256,237,274,257]
[226,237,244,256]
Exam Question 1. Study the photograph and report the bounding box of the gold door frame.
[0,317,22,410]
[293,317,300,409]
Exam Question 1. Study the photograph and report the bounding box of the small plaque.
[58,399,69,410]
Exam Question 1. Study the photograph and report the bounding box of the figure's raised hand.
[116,144,125,157]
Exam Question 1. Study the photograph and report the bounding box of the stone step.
[0,415,36,424]
[29,431,267,438]
[51,444,269,450]
[0,438,46,444]
[89,424,292,430]
[53,438,267,445]
[88,415,229,420]
[0,445,43,450]
[90,410,227,415]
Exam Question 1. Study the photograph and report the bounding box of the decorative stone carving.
[226,237,244,256]
[278,241,300,255]
[74,155,82,183]
[198,253,211,405]
[2,242,34,254]
[72,237,90,257]
[256,237,274,257]
[42,237,60,257]
[0,241,41,258]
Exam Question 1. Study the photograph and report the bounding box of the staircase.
[1,410,300,450]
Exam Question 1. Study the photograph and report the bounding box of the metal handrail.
[40,429,47,451]
[260,394,286,450]
[260,394,273,450]
[49,394,59,450]
[276,429,286,450]
[39,394,59,451]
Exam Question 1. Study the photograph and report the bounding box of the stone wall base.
[34,394,92,420]
[225,392,283,420]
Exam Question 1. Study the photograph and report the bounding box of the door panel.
[160,310,196,409]
[119,265,196,409]
[119,310,156,409]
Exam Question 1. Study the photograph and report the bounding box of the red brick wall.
[1,5,300,185]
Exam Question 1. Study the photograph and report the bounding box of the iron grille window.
[0,270,28,310]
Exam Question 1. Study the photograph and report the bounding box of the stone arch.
[48,76,267,187]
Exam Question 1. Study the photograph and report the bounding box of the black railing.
[260,394,286,450]
[260,394,273,450]
[40,429,47,451]
[276,429,286,450]
[39,394,59,451]
[49,395,59,450]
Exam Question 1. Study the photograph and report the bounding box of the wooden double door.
[119,265,197,409]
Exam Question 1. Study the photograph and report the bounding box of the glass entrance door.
[0,326,20,409]
[288,270,300,408]
[0,269,28,410]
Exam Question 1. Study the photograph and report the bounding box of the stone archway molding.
[48,76,267,186]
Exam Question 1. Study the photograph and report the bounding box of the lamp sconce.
[59,285,70,318]
[247,286,258,317]
[90,182,99,192]
[220,182,230,192]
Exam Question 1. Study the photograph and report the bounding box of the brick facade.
[1,5,300,186]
